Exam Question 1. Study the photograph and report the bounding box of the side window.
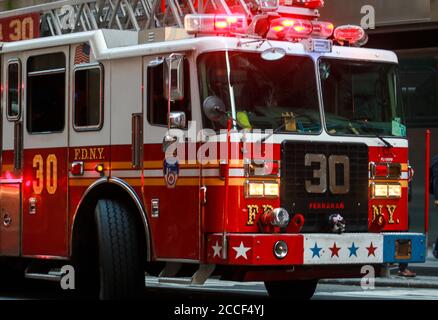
[147,58,191,127]
[27,52,66,133]
[74,65,103,130]
[7,60,21,121]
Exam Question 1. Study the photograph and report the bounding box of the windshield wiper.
[256,122,287,144]
[352,120,394,148]
[376,134,393,148]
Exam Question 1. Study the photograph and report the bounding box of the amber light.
[95,164,105,174]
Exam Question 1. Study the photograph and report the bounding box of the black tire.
[95,199,144,299]
[264,279,318,300]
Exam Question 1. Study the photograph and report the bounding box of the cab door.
[143,53,202,261]
[0,55,22,256]
[21,47,69,257]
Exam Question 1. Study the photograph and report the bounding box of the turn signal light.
[95,164,105,174]
[370,163,402,179]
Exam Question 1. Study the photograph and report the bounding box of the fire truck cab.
[0,0,427,299]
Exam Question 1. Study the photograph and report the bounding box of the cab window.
[27,52,66,133]
[147,58,191,127]
[7,60,21,121]
[74,65,103,130]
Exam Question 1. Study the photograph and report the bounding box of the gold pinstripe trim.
[68,177,246,187]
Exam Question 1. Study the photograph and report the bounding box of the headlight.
[388,184,402,198]
[371,183,402,199]
[248,182,264,197]
[264,183,279,197]
[245,181,279,198]
[372,183,388,198]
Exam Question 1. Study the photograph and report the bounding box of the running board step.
[24,268,63,282]
[158,264,215,285]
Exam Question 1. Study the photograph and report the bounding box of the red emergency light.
[280,0,324,9]
[312,21,334,38]
[334,25,367,46]
[268,18,333,40]
[268,18,313,39]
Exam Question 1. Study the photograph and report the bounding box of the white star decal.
[212,240,222,258]
[232,241,251,260]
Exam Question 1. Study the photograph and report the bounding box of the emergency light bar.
[280,0,324,9]
[184,14,248,35]
[267,18,333,40]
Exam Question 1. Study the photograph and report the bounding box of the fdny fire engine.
[0,0,427,299]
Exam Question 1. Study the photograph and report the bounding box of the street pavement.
[321,249,438,288]
[0,250,436,300]
[0,275,437,300]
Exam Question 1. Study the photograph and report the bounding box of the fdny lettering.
[247,205,258,226]
[372,204,398,225]
[246,205,274,225]
[74,147,105,161]
[309,202,345,210]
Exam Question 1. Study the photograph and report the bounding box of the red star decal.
[367,242,377,257]
[329,242,341,257]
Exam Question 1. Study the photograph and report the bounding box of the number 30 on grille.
[304,153,350,194]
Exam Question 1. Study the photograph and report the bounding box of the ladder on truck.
[0,0,320,38]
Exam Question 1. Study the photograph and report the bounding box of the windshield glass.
[319,58,406,137]
[197,52,321,133]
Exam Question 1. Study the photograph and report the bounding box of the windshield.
[319,58,406,137]
[197,52,321,133]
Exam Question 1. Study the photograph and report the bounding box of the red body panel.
[22,147,68,256]
[0,139,410,262]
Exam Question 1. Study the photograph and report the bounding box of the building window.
[7,60,21,121]
[147,58,191,127]
[74,65,103,130]
[399,55,438,128]
[27,52,66,133]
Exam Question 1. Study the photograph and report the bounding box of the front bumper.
[207,233,426,266]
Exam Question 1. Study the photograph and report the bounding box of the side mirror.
[169,111,186,129]
[203,96,227,122]
[164,54,185,101]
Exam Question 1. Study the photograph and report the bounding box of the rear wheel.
[264,279,318,300]
[95,199,144,299]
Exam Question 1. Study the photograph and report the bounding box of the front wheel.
[264,279,318,300]
[95,199,144,299]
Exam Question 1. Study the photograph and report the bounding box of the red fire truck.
[0,0,426,299]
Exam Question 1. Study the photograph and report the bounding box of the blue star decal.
[348,242,359,257]
[310,242,322,258]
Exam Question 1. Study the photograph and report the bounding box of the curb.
[320,278,438,289]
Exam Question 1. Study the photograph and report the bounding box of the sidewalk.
[321,250,438,289]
